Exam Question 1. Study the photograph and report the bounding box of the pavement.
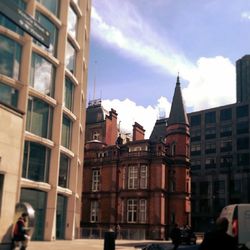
[28,239,175,250]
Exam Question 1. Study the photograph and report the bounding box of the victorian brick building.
[81,77,191,240]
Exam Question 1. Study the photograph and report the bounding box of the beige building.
[0,0,91,247]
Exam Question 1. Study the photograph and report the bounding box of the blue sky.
[87,0,250,138]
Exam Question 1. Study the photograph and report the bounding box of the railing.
[79,228,146,240]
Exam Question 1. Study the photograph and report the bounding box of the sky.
[87,0,250,138]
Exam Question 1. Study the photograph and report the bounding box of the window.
[61,115,72,148]
[26,97,53,138]
[20,189,46,240]
[0,82,18,107]
[205,142,216,154]
[0,0,26,35]
[200,182,209,195]
[205,157,216,169]
[213,180,225,195]
[191,130,201,142]
[191,182,197,195]
[205,111,216,124]
[213,198,225,213]
[237,137,249,150]
[191,144,201,156]
[220,156,232,168]
[220,139,232,152]
[30,53,55,97]
[140,165,148,189]
[191,159,201,170]
[127,199,137,223]
[128,166,139,189]
[92,169,100,191]
[35,11,58,55]
[205,127,216,139]
[64,77,74,111]
[37,0,59,16]
[220,108,232,121]
[92,131,100,140]
[22,141,50,182]
[237,121,249,134]
[220,125,232,137]
[65,41,76,74]
[237,105,248,118]
[190,115,201,126]
[90,201,99,222]
[0,174,4,215]
[237,153,249,166]
[231,180,241,194]
[0,34,21,79]
[58,154,70,188]
[67,5,77,38]
[200,199,209,213]
[139,199,147,223]
[56,195,67,239]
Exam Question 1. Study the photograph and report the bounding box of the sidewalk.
[28,239,174,250]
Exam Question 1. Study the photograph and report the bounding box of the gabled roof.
[167,76,189,126]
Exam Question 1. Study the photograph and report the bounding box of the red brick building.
[81,77,191,240]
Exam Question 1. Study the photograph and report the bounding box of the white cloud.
[241,11,250,20]
[102,97,171,139]
[183,56,236,111]
[91,1,237,136]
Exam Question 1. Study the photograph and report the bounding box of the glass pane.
[0,82,18,107]
[65,41,76,74]
[26,97,52,138]
[67,6,77,38]
[22,141,50,182]
[0,0,26,35]
[58,154,69,188]
[56,195,67,239]
[35,11,58,56]
[37,0,59,17]
[61,116,71,148]
[30,53,55,96]
[65,78,74,110]
[20,188,46,240]
[0,34,21,79]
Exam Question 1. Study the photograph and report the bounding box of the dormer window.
[93,131,100,140]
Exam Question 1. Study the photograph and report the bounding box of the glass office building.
[0,0,91,241]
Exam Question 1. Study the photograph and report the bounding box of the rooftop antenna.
[93,60,97,100]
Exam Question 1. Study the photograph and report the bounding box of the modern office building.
[236,55,250,103]
[188,101,250,231]
[82,77,191,240]
[0,0,91,247]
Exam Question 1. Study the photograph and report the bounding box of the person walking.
[12,212,30,250]
[170,224,181,250]
[199,217,237,250]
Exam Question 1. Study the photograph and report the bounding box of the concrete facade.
[0,104,24,247]
[0,0,91,246]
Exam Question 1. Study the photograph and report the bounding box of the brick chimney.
[132,122,145,141]
[105,108,118,145]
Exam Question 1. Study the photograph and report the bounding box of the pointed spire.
[176,72,180,86]
[168,75,189,126]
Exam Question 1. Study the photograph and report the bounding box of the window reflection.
[22,141,50,182]
[0,82,18,107]
[61,115,72,148]
[26,96,53,138]
[65,41,76,74]
[30,53,55,97]
[37,0,59,17]
[0,34,21,79]
[35,11,58,56]
[64,77,74,111]
[58,154,70,188]
[67,5,77,38]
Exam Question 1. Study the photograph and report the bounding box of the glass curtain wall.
[0,82,18,107]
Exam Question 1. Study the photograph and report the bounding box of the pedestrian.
[170,223,181,250]
[12,212,30,250]
[199,217,237,250]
